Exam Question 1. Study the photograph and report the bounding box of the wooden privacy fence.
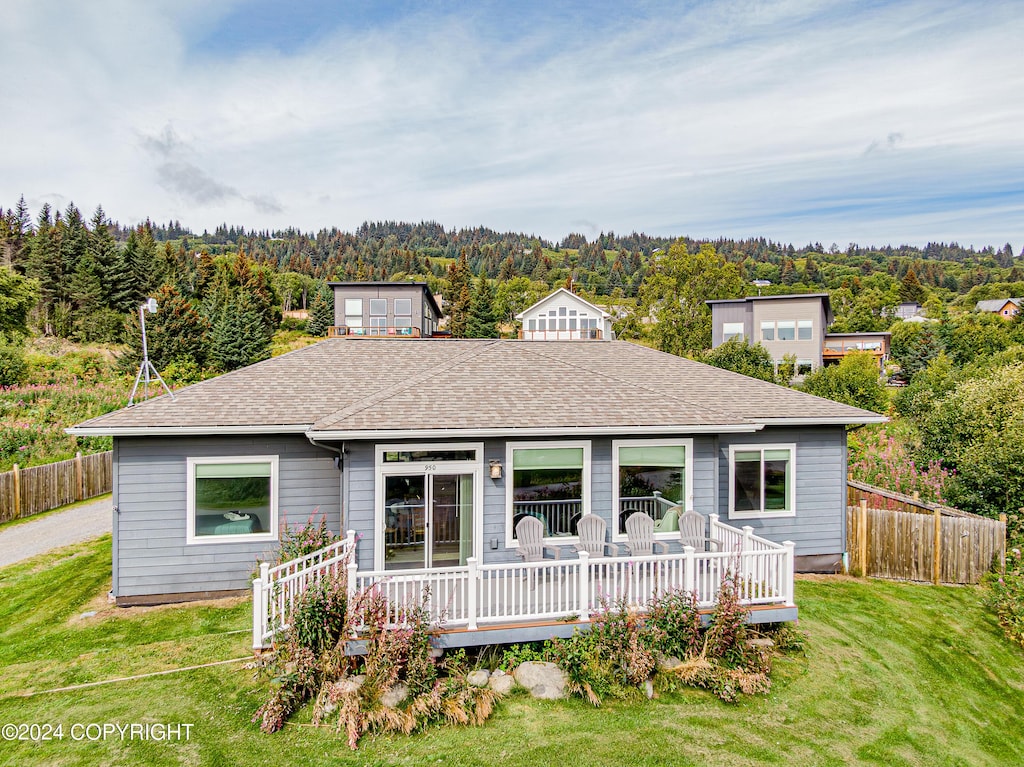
[847,480,1006,585]
[0,451,113,523]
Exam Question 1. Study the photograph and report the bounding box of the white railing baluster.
[578,552,590,622]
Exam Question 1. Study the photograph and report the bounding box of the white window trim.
[722,322,745,342]
[727,443,796,519]
[612,438,693,542]
[505,440,591,548]
[186,455,279,545]
[373,442,484,570]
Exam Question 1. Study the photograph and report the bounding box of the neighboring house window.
[761,321,774,341]
[394,298,412,330]
[797,320,812,340]
[344,298,362,329]
[369,298,387,334]
[528,319,536,331]
[612,440,692,536]
[186,456,278,544]
[777,320,795,341]
[723,322,744,342]
[507,441,590,542]
[728,445,795,518]
[796,360,812,375]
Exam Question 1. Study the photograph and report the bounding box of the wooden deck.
[253,518,797,650]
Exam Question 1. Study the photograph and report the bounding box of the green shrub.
[278,511,338,563]
[497,642,546,672]
[548,598,660,706]
[291,573,348,654]
[647,588,702,660]
[0,344,27,387]
[984,547,1024,650]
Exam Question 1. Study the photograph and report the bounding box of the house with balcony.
[68,338,884,650]
[707,293,890,373]
[329,282,443,338]
[517,288,613,340]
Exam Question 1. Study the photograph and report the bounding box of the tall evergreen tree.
[307,281,334,336]
[25,204,61,333]
[145,284,210,369]
[447,251,471,337]
[468,272,498,338]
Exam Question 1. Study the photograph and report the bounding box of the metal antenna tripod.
[128,298,175,406]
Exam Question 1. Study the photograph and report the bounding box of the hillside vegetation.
[4,201,1024,521]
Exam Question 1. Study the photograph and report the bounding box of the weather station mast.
[127,297,176,406]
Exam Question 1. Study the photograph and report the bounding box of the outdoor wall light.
[489,460,503,479]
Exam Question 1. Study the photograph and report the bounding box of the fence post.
[933,509,942,586]
[1000,513,1009,572]
[12,463,20,520]
[859,499,868,577]
[741,525,753,551]
[347,559,359,605]
[683,545,696,598]
[782,541,796,606]
[75,451,84,501]
[253,562,270,650]
[252,575,264,650]
[466,557,479,631]
[578,551,591,622]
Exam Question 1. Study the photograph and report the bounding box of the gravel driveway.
[0,496,112,568]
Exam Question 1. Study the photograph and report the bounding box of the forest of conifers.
[4,195,1024,521]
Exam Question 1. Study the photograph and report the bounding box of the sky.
[3,0,1023,251]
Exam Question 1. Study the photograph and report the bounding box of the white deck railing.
[252,530,357,649]
[254,520,795,649]
[344,518,794,635]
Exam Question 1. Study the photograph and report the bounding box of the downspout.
[307,435,346,533]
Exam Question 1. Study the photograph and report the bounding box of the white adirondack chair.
[624,512,667,556]
[514,516,561,562]
[678,509,721,551]
[573,514,618,558]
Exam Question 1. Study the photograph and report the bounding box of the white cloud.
[1,0,1022,250]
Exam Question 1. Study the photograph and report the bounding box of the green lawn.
[1,539,1022,766]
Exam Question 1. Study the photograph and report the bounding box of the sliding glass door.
[378,445,481,571]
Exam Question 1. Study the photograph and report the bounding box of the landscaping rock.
[467,669,490,687]
[514,661,568,700]
[488,669,516,695]
[380,683,410,708]
[644,679,655,699]
[747,638,775,650]
[656,655,682,672]
[351,674,366,689]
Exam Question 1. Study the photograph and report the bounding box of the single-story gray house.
[70,339,883,644]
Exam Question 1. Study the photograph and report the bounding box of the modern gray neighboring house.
[707,293,891,373]
[329,281,443,338]
[68,339,884,608]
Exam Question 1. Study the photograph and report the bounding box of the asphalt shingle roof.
[70,339,882,435]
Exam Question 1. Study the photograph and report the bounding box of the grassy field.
[0,538,1022,766]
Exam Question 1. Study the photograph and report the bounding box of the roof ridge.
[313,340,501,430]
[514,342,752,424]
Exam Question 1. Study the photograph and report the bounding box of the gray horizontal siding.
[343,434,787,569]
[718,426,846,556]
[114,435,341,598]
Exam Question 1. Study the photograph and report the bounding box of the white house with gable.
[517,288,614,340]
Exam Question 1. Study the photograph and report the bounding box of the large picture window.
[507,442,589,542]
[613,440,692,537]
[728,445,795,518]
[187,456,278,544]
